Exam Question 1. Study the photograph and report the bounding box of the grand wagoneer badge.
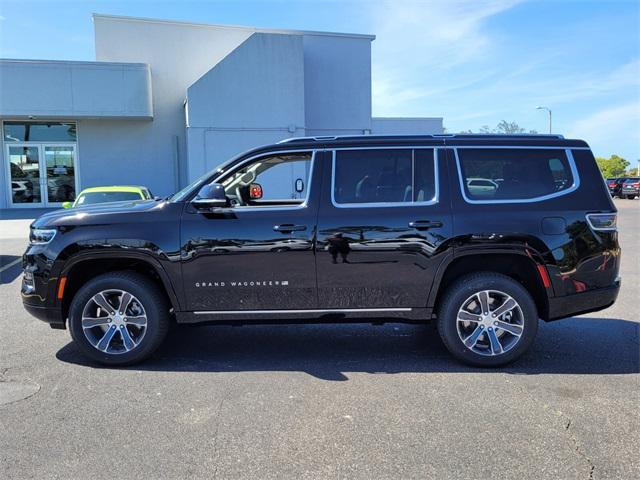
[195,280,290,288]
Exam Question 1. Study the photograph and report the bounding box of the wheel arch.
[428,248,552,320]
[58,252,181,321]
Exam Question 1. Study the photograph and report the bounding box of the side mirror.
[193,183,227,209]
[61,201,72,209]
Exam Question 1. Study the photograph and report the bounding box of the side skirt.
[175,307,432,325]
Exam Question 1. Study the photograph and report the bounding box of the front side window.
[221,152,312,207]
[333,149,436,205]
[458,148,574,201]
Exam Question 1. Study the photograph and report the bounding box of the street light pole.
[536,106,552,134]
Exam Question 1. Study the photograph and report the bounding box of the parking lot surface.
[1,201,638,479]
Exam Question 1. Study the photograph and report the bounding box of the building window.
[333,149,436,205]
[457,148,574,201]
[3,122,77,142]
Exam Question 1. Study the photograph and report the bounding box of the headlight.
[29,228,57,245]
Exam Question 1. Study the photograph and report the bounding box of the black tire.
[68,271,170,366]
[437,272,539,367]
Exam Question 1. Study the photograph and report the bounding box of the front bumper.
[547,279,620,321]
[23,301,66,329]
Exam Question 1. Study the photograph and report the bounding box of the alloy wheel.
[456,289,525,356]
[81,289,148,354]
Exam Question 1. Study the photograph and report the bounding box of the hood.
[32,199,167,228]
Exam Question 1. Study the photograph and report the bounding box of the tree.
[460,120,537,134]
[595,155,629,178]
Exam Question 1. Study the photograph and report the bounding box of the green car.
[62,185,154,209]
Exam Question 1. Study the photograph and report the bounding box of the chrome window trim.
[191,149,316,213]
[194,307,412,315]
[330,146,440,209]
[454,147,581,205]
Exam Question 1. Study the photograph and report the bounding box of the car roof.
[78,186,146,194]
[273,134,589,149]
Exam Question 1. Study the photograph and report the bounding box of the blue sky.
[1,0,638,162]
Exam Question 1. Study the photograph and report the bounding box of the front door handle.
[409,220,443,230]
[273,224,307,233]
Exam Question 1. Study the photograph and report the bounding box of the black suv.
[621,177,640,199]
[606,177,627,198]
[22,135,621,367]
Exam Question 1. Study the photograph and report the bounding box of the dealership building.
[0,14,443,211]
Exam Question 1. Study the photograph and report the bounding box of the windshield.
[623,178,639,184]
[76,191,142,206]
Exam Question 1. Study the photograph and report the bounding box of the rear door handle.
[273,224,307,233]
[409,220,443,230]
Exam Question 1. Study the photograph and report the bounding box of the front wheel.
[68,271,170,366]
[437,272,539,367]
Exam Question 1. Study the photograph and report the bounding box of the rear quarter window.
[457,148,575,201]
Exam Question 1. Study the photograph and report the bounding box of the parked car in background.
[606,177,627,198]
[621,177,640,199]
[62,185,154,208]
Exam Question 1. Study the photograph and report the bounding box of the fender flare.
[426,245,553,310]
[59,251,182,312]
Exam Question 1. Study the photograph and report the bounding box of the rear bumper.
[23,302,66,329]
[546,279,620,321]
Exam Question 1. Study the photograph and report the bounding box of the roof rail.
[278,133,565,143]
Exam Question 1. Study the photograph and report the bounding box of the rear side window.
[333,149,436,205]
[457,148,574,201]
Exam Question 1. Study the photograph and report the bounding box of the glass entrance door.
[6,145,44,207]
[5,144,77,207]
[44,145,76,204]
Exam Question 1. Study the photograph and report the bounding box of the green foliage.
[459,120,538,135]
[595,155,630,178]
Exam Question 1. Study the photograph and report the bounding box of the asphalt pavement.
[0,201,638,479]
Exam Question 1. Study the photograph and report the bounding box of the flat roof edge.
[0,58,149,68]
[372,117,444,121]
[92,13,376,41]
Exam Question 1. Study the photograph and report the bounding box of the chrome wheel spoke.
[464,325,484,349]
[495,320,523,337]
[125,315,146,326]
[491,297,517,318]
[119,326,136,351]
[118,292,133,315]
[92,292,114,315]
[486,328,504,355]
[82,317,110,329]
[96,326,118,352]
[477,291,490,314]
[457,311,481,323]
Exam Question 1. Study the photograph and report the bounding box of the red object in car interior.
[249,184,263,199]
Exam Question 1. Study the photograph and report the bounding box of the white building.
[0,14,443,212]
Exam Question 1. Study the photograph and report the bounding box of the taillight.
[586,213,617,231]
[634,182,640,188]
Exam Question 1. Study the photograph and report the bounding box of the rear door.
[315,146,453,312]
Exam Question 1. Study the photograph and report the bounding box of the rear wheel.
[68,271,170,366]
[437,272,539,367]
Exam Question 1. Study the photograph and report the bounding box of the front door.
[180,150,322,312]
[5,143,77,207]
[316,147,453,311]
